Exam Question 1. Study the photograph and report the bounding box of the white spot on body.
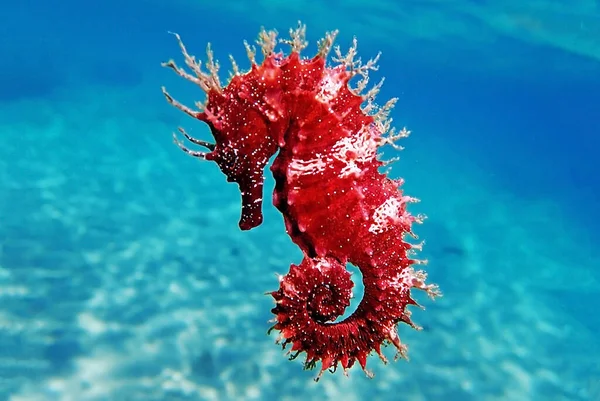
[287,155,328,179]
[387,267,417,291]
[331,124,379,177]
[285,124,379,183]
[369,197,411,234]
[317,68,345,103]
[312,258,331,272]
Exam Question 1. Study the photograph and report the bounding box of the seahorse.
[161,24,441,380]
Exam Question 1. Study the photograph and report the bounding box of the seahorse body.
[162,25,440,380]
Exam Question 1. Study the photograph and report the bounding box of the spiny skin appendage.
[162,22,440,380]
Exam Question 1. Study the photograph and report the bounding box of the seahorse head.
[161,31,289,230]
[201,97,281,230]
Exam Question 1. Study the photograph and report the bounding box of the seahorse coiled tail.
[161,23,440,380]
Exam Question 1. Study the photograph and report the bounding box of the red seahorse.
[161,24,440,380]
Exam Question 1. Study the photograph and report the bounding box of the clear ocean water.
[1,1,599,400]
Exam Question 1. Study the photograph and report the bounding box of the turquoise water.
[1,1,599,400]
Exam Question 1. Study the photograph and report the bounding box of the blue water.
[1,1,599,400]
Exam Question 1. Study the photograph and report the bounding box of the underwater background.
[1,0,599,400]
